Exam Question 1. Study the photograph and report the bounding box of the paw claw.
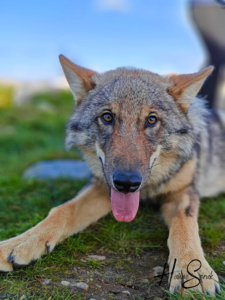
[168,257,219,296]
[8,254,15,263]
[215,284,220,294]
[0,228,57,272]
[45,242,51,254]
[173,285,181,294]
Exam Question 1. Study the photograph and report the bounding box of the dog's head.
[59,55,213,222]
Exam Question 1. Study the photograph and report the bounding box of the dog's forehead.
[110,101,151,123]
[94,67,171,105]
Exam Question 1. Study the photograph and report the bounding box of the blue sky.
[0,0,206,80]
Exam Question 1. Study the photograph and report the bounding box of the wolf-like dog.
[0,55,224,296]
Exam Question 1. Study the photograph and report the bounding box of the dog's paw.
[168,256,220,297]
[0,228,56,272]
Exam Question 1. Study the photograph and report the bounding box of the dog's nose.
[113,172,142,193]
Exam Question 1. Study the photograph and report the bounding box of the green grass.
[0,90,80,178]
[0,91,225,299]
[165,283,225,300]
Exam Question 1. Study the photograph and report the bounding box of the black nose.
[113,172,142,193]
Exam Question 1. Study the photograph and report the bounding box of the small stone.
[42,279,51,285]
[96,284,101,288]
[141,279,149,284]
[94,270,102,276]
[223,261,225,265]
[152,266,164,276]
[61,280,70,286]
[90,298,96,300]
[80,259,86,262]
[23,159,91,180]
[71,282,89,291]
[19,296,26,300]
[109,289,120,294]
[88,255,106,261]
[73,267,77,272]
[122,290,131,296]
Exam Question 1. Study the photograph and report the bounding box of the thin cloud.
[96,0,130,12]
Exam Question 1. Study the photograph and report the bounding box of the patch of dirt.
[48,249,169,299]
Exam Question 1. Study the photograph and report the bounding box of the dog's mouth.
[110,189,140,222]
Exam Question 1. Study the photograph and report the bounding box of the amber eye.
[101,113,113,124]
[147,115,158,127]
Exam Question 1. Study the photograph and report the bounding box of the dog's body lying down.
[0,55,224,296]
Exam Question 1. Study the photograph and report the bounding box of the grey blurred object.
[23,159,91,180]
[190,0,225,109]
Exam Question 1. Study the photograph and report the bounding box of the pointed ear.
[59,54,97,104]
[167,66,214,112]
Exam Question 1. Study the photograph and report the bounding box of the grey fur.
[65,66,225,199]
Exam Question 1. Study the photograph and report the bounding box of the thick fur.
[0,56,223,296]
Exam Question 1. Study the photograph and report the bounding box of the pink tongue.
[111,189,140,222]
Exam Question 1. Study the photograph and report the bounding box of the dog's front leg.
[161,187,220,296]
[0,182,111,272]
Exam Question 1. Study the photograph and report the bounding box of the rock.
[94,270,102,276]
[122,290,131,296]
[104,276,116,284]
[109,289,120,294]
[103,271,118,284]
[152,266,164,276]
[223,261,225,265]
[90,298,96,300]
[23,159,91,180]
[61,280,70,286]
[71,282,89,291]
[141,279,149,284]
[88,255,106,261]
[42,279,51,285]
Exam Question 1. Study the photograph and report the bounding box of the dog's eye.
[101,113,113,124]
[147,116,158,127]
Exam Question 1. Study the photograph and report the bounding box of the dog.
[0,55,223,296]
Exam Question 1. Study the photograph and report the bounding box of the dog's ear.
[59,55,97,105]
[167,66,214,112]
